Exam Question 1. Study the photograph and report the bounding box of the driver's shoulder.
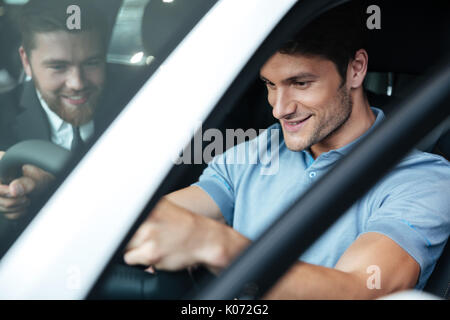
[371,148,450,203]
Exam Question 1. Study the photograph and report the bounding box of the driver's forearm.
[189,214,388,299]
[196,218,251,275]
[198,224,379,299]
[263,262,385,300]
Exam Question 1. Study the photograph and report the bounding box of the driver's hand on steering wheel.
[0,151,55,219]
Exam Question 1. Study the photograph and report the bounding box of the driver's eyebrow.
[42,59,70,66]
[259,75,273,84]
[42,55,104,66]
[284,72,318,83]
[260,72,318,85]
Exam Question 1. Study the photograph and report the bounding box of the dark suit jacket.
[0,81,111,151]
[0,81,51,151]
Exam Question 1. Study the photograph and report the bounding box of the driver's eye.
[294,81,311,89]
[49,65,66,71]
[262,80,275,89]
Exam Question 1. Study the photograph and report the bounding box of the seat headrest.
[363,0,450,74]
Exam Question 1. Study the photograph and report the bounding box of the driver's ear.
[347,49,368,89]
[19,46,33,78]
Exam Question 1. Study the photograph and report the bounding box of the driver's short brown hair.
[18,0,109,56]
[280,2,365,83]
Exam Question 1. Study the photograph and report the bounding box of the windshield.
[0,0,218,259]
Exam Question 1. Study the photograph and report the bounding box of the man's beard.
[283,84,353,152]
[33,78,100,127]
[309,85,353,148]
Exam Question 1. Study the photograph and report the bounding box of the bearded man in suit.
[0,0,108,217]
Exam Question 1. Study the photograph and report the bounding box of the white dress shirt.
[36,90,94,150]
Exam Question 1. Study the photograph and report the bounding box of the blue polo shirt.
[194,108,450,289]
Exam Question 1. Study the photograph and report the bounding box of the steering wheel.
[0,140,71,185]
[0,139,213,299]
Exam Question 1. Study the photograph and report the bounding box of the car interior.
[0,0,448,299]
[95,0,450,299]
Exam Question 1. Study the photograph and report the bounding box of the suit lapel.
[12,81,51,142]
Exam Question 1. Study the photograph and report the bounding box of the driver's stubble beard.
[301,83,353,152]
[317,84,353,143]
[32,72,102,127]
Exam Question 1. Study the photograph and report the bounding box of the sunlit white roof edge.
[0,0,297,299]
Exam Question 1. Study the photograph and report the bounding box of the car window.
[0,0,218,260]
[0,0,294,299]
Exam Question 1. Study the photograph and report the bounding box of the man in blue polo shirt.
[124,5,450,298]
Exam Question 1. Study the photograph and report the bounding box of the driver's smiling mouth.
[282,115,312,132]
[60,93,91,106]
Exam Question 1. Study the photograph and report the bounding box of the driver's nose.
[66,67,86,91]
[271,89,297,120]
